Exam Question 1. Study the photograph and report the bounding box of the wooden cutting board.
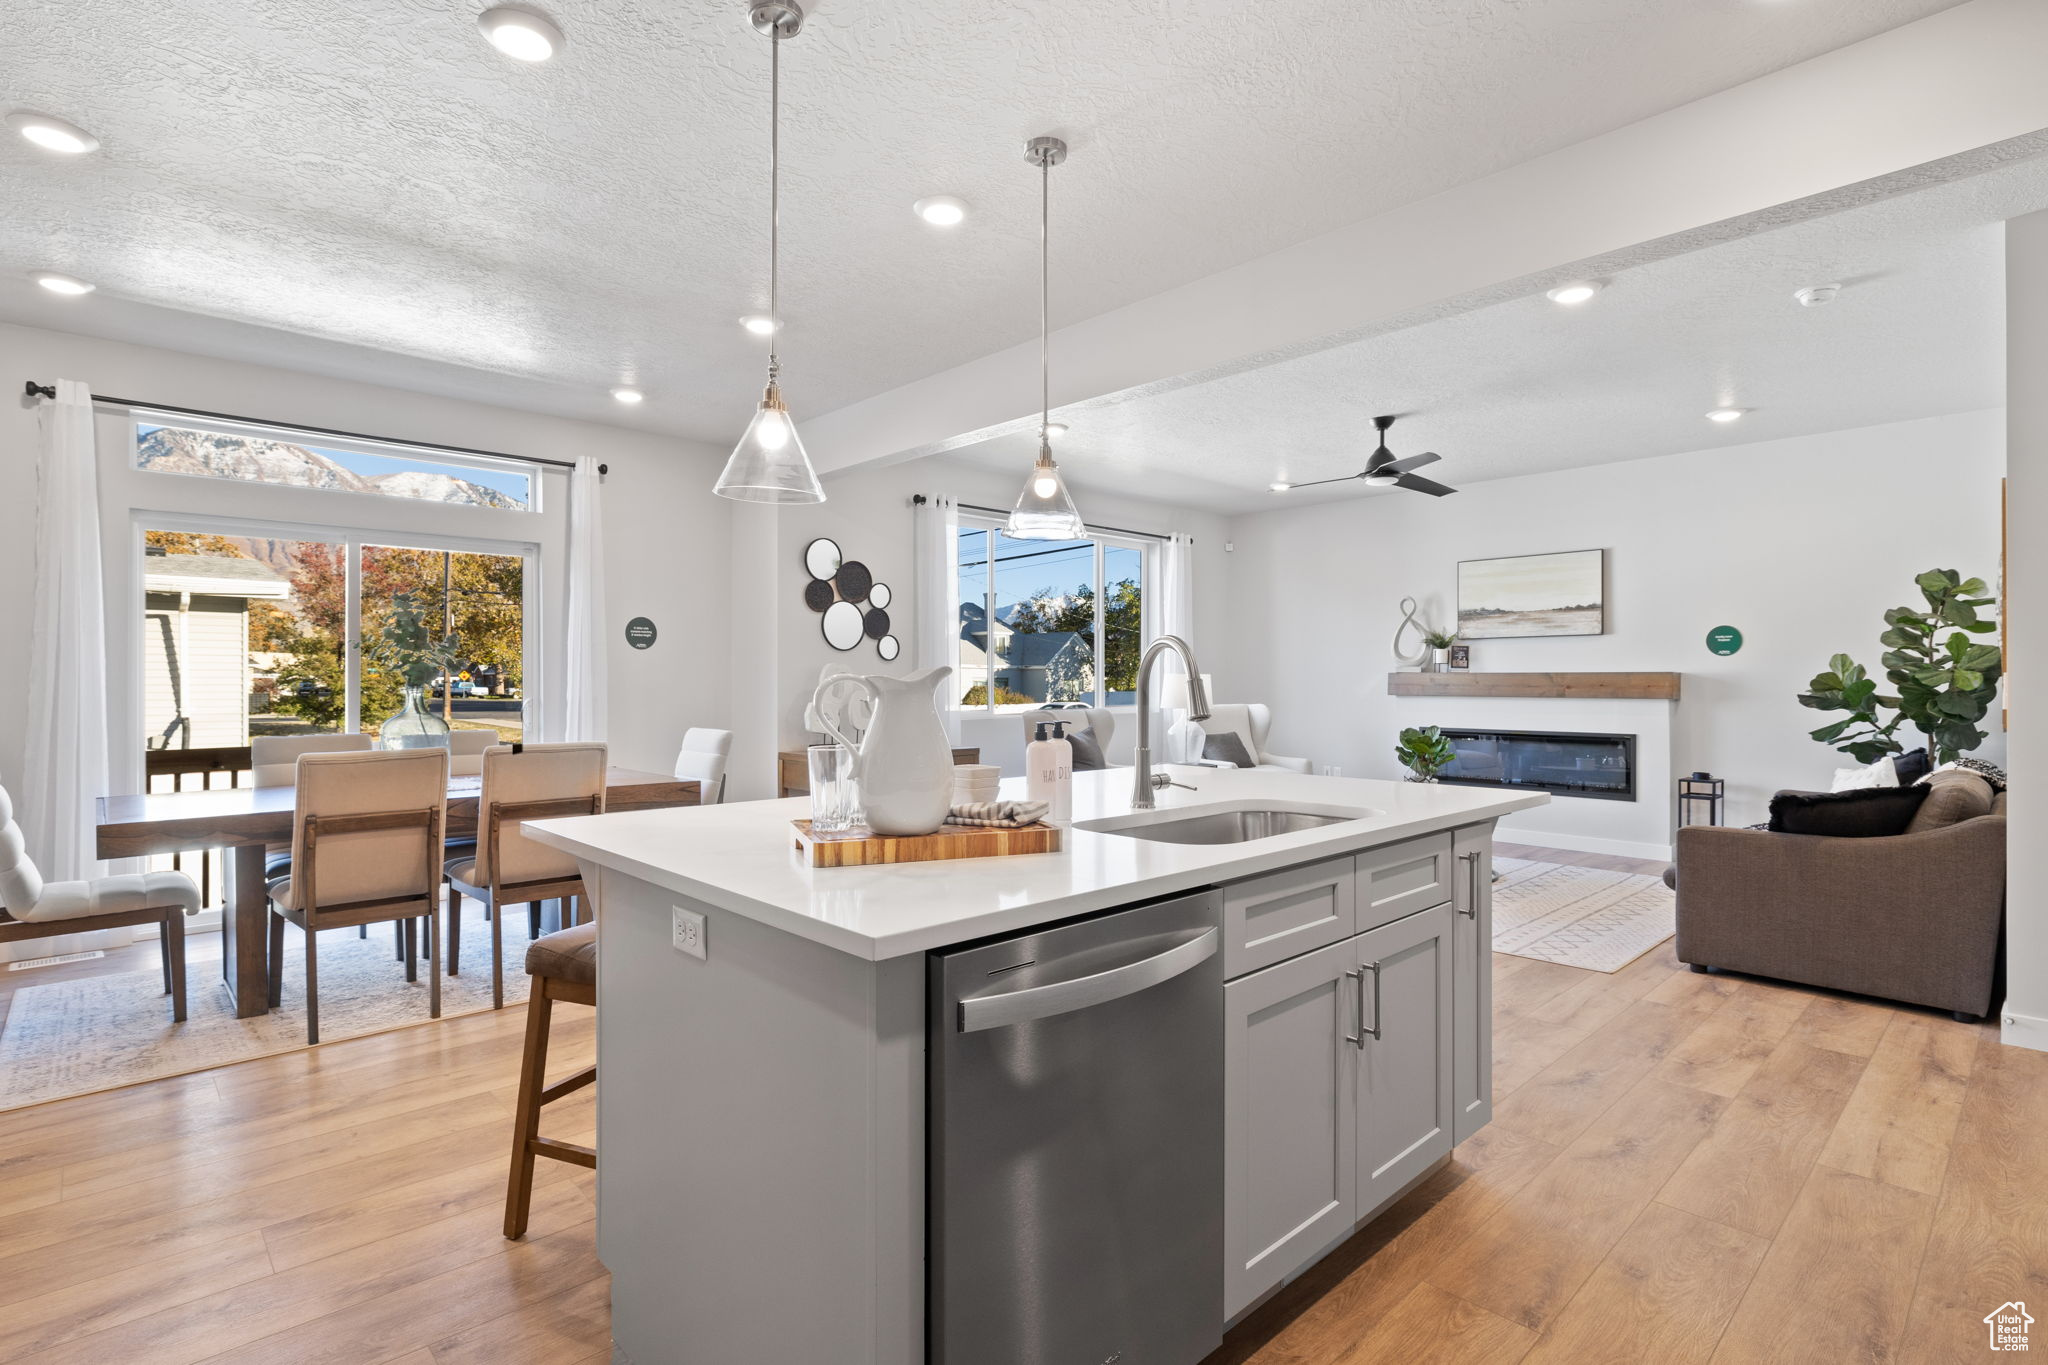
[791,819,1062,868]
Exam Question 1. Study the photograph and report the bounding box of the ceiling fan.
[1276,415,1457,497]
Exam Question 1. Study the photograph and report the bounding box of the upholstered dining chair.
[448,730,495,778]
[265,748,449,1044]
[0,780,197,1021]
[673,728,732,805]
[252,733,382,940]
[444,743,607,1010]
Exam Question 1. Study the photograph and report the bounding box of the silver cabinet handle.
[1458,851,1480,917]
[957,928,1217,1033]
[1364,959,1383,1040]
[1343,969,1365,1048]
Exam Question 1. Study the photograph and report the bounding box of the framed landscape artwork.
[1458,549,1605,639]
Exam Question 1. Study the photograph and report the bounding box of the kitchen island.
[528,766,1545,1365]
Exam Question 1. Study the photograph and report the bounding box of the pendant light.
[1006,136,1084,540]
[714,1,825,504]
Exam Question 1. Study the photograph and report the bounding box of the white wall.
[1217,409,2008,831]
[2004,209,2047,1053]
[771,456,1230,777]
[0,320,732,785]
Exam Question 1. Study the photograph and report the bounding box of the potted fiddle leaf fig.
[1395,725,1457,782]
[1799,568,2002,765]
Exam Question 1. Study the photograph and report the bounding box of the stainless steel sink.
[1079,806,1368,846]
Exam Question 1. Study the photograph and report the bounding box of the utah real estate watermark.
[1985,1301,2033,1351]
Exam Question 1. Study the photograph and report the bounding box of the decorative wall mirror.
[803,537,842,580]
[803,539,899,660]
[868,581,892,609]
[821,599,865,651]
[877,635,900,661]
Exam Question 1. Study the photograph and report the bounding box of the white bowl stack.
[951,764,1002,807]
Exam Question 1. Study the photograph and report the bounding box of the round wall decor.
[868,581,892,609]
[821,600,865,651]
[803,537,842,580]
[877,634,900,661]
[834,559,873,603]
[803,578,837,612]
[864,607,890,640]
[1705,625,1743,656]
[624,617,657,650]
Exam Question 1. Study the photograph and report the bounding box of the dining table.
[97,766,699,1018]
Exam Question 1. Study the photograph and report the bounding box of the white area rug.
[1491,857,1675,973]
[0,896,534,1111]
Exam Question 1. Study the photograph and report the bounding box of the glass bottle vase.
[378,683,452,751]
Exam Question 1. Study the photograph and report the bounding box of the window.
[134,416,535,511]
[952,515,1149,711]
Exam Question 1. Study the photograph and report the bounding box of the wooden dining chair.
[265,748,448,1044]
[444,742,606,1010]
[0,780,196,1021]
[504,919,596,1239]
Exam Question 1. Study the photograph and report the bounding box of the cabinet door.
[1223,937,1358,1318]
[1222,854,1357,979]
[1451,824,1493,1144]
[1353,832,1452,933]
[1355,904,1454,1214]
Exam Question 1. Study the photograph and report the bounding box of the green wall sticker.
[1706,625,1742,656]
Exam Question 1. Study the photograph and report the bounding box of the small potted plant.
[1395,725,1456,783]
[1422,628,1458,672]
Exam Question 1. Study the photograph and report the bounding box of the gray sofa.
[1672,769,2005,1020]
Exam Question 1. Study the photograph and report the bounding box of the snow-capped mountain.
[137,427,524,510]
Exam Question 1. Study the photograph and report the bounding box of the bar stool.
[504,920,596,1240]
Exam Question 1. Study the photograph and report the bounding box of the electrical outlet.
[671,906,706,960]
[1322,765,1343,778]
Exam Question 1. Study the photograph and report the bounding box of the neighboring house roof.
[144,553,290,600]
[1003,631,1086,670]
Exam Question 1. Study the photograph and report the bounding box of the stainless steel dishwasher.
[928,889,1224,1365]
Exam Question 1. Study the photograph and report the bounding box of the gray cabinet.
[1223,937,1357,1318]
[1353,831,1452,932]
[1355,904,1454,1213]
[1451,825,1492,1143]
[1222,853,1357,978]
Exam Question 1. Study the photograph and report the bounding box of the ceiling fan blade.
[1394,473,1457,497]
[1384,451,1441,475]
[1279,474,1363,490]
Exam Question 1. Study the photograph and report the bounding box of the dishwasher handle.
[956,927,1218,1033]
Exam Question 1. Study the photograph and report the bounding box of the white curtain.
[14,382,111,957]
[1159,532,1196,651]
[914,493,961,744]
[561,456,607,743]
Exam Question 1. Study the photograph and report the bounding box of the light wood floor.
[0,845,2039,1364]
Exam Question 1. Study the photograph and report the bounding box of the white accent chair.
[449,730,496,778]
[1019,707,1116,768]
[674,728,732,804]
[1168,703,1311,773]
[0,781,197,1021]
[444,743,608,1009]
[265,748,449,1043]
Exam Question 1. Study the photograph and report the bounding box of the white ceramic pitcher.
[812,667,955,837]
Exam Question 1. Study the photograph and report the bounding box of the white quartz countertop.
[525,767,1547,960]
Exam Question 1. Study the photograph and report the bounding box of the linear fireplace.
[1437,728,1636,802]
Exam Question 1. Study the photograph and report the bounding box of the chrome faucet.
[1131,635,1211,810]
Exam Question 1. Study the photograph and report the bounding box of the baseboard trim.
[2001,1010,2048,1054]
[1500,828,1673,863]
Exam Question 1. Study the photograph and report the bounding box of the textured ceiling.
[940,155,2045,515]
[0,0,1966,444]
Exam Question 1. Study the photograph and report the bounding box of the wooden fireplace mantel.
[1386,671,1681,700]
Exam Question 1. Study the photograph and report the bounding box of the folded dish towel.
[946,800,1051,829]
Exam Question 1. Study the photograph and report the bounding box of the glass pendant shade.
[714,382,823,503]
[1006,444,1083,539]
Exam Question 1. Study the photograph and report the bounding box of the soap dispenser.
[1026,720,1074,826]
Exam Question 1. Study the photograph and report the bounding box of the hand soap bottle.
[1026,720,1074,826]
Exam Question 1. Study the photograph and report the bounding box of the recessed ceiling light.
[739,314,779,336]
[1545,281,1602,306]
[6,111,99,155]
[913,196,968,227]
[1706,407,1746,423]
[1042,422,1069,440]
[32,271,94,296]
[1794,283,1840,307]
[477,6,565,61]
[1268,481,1292,493]
[611,387,644,404]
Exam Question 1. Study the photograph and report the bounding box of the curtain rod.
[915,494,1185,544]
[21,381,599,474]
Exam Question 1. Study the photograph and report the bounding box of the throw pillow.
[1061,725,1106,771]
[1203,731,1257,769]
[1920,756,2007,792]
[1891,749,1933,786]
[1904,769,1994,832]
[1767,785,1928,838]
[1829,757,1900,792]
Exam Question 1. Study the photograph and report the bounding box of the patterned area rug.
[1492,857,1675,973]
[0,896,535,1111]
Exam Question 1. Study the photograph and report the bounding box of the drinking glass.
[808,744,859,836]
